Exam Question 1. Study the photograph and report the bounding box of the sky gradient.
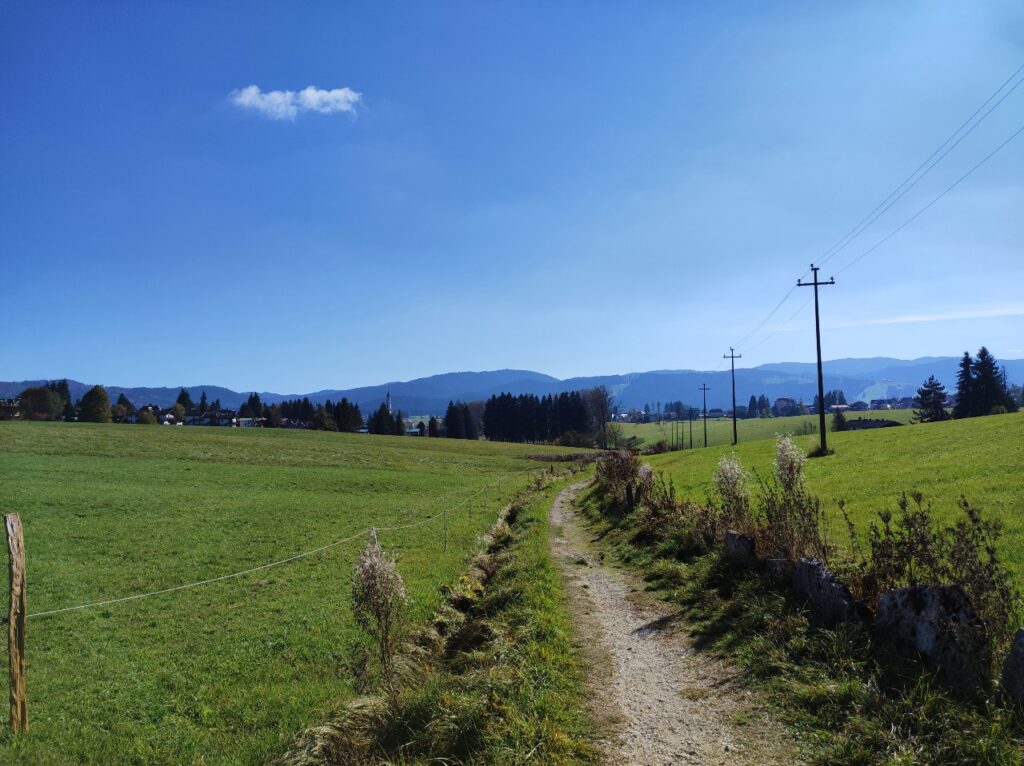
[2,1,1022,391]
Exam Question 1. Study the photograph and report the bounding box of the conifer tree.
[428,416,440,437]
[747,395,758,419]
[972,346,1017,415]
[199,391,208,413]
[444,401,465,438]
[176,388,194,410]
[953,351,975,419]
[913,376,950,423]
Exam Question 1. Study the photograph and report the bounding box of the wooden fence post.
[5,513,28,735]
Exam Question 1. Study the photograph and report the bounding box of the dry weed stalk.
[352,533,408,691]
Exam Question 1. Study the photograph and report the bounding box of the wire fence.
[25,477,510,621]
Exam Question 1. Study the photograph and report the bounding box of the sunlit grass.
[0,422,575,765]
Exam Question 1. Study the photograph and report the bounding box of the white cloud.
[230,85,361,120]
[828,305,1024,329]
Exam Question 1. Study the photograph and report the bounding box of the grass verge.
[576,481,1023,765]
[275,474,599,765]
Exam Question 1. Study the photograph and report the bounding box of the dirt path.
[550,482,798,766]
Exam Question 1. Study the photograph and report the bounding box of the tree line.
[478,388,613,446]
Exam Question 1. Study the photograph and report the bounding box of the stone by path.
[550,482,799,766]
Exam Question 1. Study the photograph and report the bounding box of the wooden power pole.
[723,348,742,446]
[798,264,835,454]
[5,513,28,735]
[698,384,710,447]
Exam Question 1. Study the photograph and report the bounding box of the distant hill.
[2,357,1021,414]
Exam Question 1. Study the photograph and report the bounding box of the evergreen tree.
[210,398,222,412]
[831,410,847,432]
[115,393,136,414]
[444,401,465,438]
[953,351,975,419]
[392,409,406,435]
[79,385,112,423]
[461,404,477,439]
[332,398,363,432]
[428,416,440,437]
[239,393,263,419]
[265,404,283,428]
[747,395,758,419]
[953,347,1018,418]
[913,376,950,423]
[199,391,208,413]
[176,388,194,411]
[972,346,1017,415]
[417,421,427,437]
[757,394,770,418]
[367,403,392,434]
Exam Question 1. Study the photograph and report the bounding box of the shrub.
[643,439,669,455]
[755,436,829,561]
[713,455,753,535]
[352,534,408,691]
[842,493,1018,656]
[593,450,641,514]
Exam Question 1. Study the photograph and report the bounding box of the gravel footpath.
[550,482,798,766]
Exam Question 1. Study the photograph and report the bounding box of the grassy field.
[299,478,598,764]
[0,422,577,765]
[616,409,918,449]
[642,411,1024,572]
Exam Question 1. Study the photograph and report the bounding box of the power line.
[817,63,1024,268]
[732,280,802,349]
[834,120,1024,277]
[742,295,813,354]
[733,63,1023,352]
[737,120,1022,366]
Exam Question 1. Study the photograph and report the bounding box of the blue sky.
[2,1,1022,392]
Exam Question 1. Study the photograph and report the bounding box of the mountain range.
[2,357,1022,415]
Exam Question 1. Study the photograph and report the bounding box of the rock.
[875,584,990,697]
[724,531,757,567]
[791,557,857,626]
[1001,630,1024,707]
[763,549,790,583]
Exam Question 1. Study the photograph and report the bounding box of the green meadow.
[618,408,917,448]
[642,411,1024,572]
[0,423,574,765]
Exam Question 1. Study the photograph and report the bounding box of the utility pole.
[797,264,835,454]
[698,384,710,447]
[723,347,742,446]
[688,408,693,449]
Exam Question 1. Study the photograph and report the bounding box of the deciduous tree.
[79,385,112,423]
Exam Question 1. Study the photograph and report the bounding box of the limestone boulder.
[724,531,756,568]
[1000,629,1024,707]
[792,557,857,626]
[875,584,990,697]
